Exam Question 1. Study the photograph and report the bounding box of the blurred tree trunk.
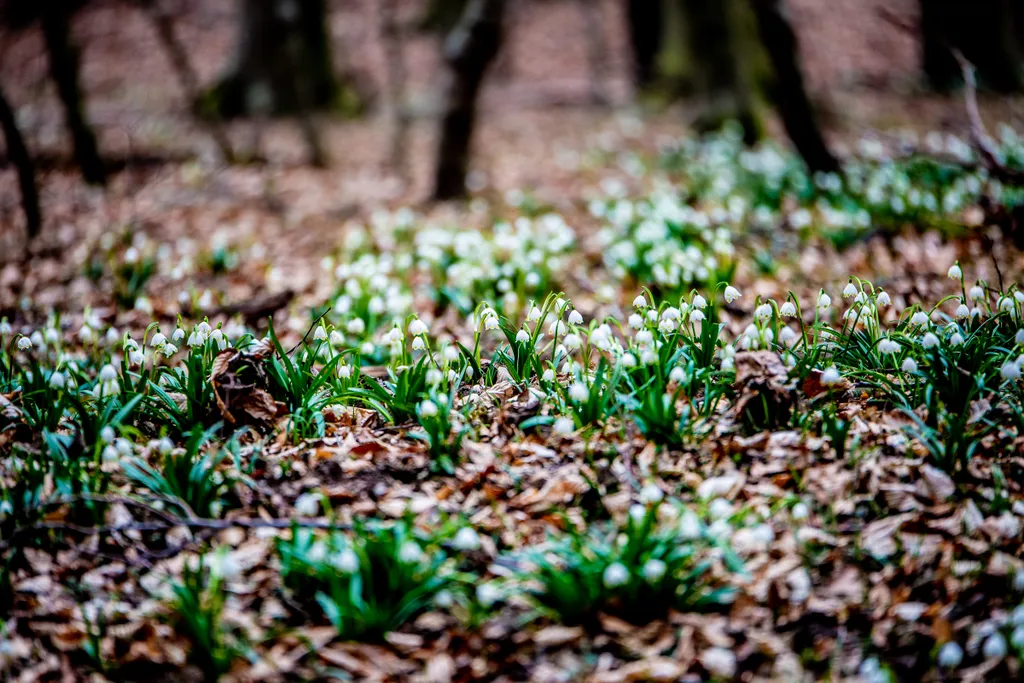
[381,0,410,179]
[921,0,1023,93]
[682,0,759,143]
[578,0,609,105]
[627,0,663,89]
[0,84,42,238]
[432,0,506,201]
[40,1,106,186]
[750,0,838,173]
[208,0,342,118]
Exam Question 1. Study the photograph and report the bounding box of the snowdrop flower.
[701,648,737,679]
[901,357,918,373]
[150,332,167,348]
[1001,362,1022,381]
[633,295,647,308]
[949,332,965,346]
[983,633,1007,659]
[294,493,320,516]
[628,313,644,329]
[419,400,439,417]
[817,292,831,310]
[877,338,900,354]
[516,329,530,343]
[910,311,929,326]
[640,348,657,365]
[17,336,32,351]
[692,294,707,309]
[791,502,809,520]
[642,559,667,583]
[779,326,797,345]
[999,296,1015,313]
[398,542,425,565]
[158,437,174,454]
[346,318,366,335]
[172,328,186,343]
[955,303,970,319]
[567,310,583,325]
[669,366,685,384]
[129,349,145,367]
[411,336,426,351]
[689,309,705,323]
[528,306,542,322]
[820,366,841,386]
[780,301,797,317]
[160,343,178,357]
[451,527,482,552]
[313,326,328,342]
[842,282,858,298]
[329,330,344,347]
[569,382,590,403]
[947,263,963,281]
[563,333,581,350]
[333,548,359,573]
[553,416,575,435]
[408,318,428,336]
[476,583,501,607]
[602,562,630,588]
[724,285,741,303]
[434,589,454,609]
[937,642,963,668]
[102,444,120,463]
[754,303,772,321]
[100,426,116,444]
[709,498,733,519]
[639,483,664,505]
[620,352,636,368]
[542,368,556,382]
[921,332,940,349]
[49,372,66,389]
[99,364,118,383]
[969,285,985,301]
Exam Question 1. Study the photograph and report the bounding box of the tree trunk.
[381,0,410,179]
[921,0,1023,93]
[750,0,839,173]
[209,0,341,118]
[627,0,663,89]
[40,2,106,186]
[682,0,759,143]
[578,0,609,105]
[0,84,42,238]
[432,0,506,201]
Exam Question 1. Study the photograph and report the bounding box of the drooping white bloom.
[1001,362,1022,381]
[633,295,647,308]
[724,286,741,303]
[294,493,320,516]
[955,303,970,319]
[911,311,930,326]
[628,313,644,329]
[17,336,32,351]
[553,416,575,435]
[99,364,118,382]
[842,282,858,298]
[542,368,556,382]
[969,285,985,301]
[150,332,167,348]
[313,326,328,342]
[669,366,685,383]
[877,338,900,354]
[708,498,733,520]
[516,329,530,343]
[398,541,425,565]
[779,327,797,345]
[983,633,1007,659]
[817,292,831,310]
[947,263,963,280]
[937,642,963,668]
[602,562,630,588]
[346,318,366,335]
[408,318,428,336]
[642,559,667,583]
[569,382,590,403]
[876,291,891,307]
[476,583,501,606]
[791,502,809,520]
[755,303,772,321]
[333,548,359,573]
[639,483,664,505]
[172,328,186,343]
[780,302,797,317]
[820,366,841,386]
[419,400,439,417]
[620,352,637,368]
[451,527,482,552]
[901,358,918,373]
[563,333,581,350]
[49,372,66,389]
[689,309,706,323]
[921,332,940,349]
[692,294,707,309]
[701,648,737,679]
[567,310,584,325]
[949,332,965,346]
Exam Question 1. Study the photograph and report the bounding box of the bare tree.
[0,83,41,238]
[40,0,106,185]
[432,0,506,200]
[750,0,838,173]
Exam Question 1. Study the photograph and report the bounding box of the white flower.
[780,302,797,317]
[620,353,636,368]
[419,400,439,418]
[635,329,653,345]
[542,368,556,382]
[207,551,242,580]
[553,416,575,434]
[820,366,841,386]
[411,336,426,351]
[877,338,899,354]
[17,336,32,350]
[689,309,706,323]
[639,484,664,505]
[172,328,186,343]
[99,364,118,382]
[516,329,530,343]
[434,589,454,608]
[661,307,681,321]
[628,313,644,329]
[333,548,359,573]
[950,332,965,346]
[329,330,345,347]
[983,633,1007,659]
[669,366,685,383]
[842,282,858,298]
[1001,362,1022,381]
[642,559,667,583]
[567,310,583,325]
[150,333,167,348]
[955,303,970,319]
[602,562,630,588]
[158,437,174,454]
[901,358,918,373]
[1012,626,1024,650]
[921,332,940,349]
[724,286,741,303]
[947,263,963,280]
[969,285,985,301]
[633,295,647,308]
[569,382,590,403]
[49,372,66,389]
[426,368,442,385]
[398,542,425,565]
[911,311,930,326]
[709,498,733,519]
[779,327,797,345]
[701,647,737,679]
[346,318,366,335]
[693,294,707,309]
[476,582,501,606]
[313,326,328,342]
[791,502,809,520]
[563,333,581,350]
[160,343,178,357]
[528,306,542,322]
[817,292,831,310]
[937,642,963,668]
[451,527,482,552]
[755,303,772,321]
[876,291,891,307]
[294,493,320,516]
[409,318,428,336]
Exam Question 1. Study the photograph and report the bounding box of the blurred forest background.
[0,0,1022,259]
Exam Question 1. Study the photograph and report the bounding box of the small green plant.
[412,390,468,474]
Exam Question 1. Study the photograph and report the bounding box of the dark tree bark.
[750,0,839,173]
[0,84,42,238]
[381,0,410,179]
[578,0,609,105]
[682,0,759,143]
[40,1,106,186]
[627,0,663,89]
[209,0,341,118]
[432,0,506,201]
[921,0,1023,93]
